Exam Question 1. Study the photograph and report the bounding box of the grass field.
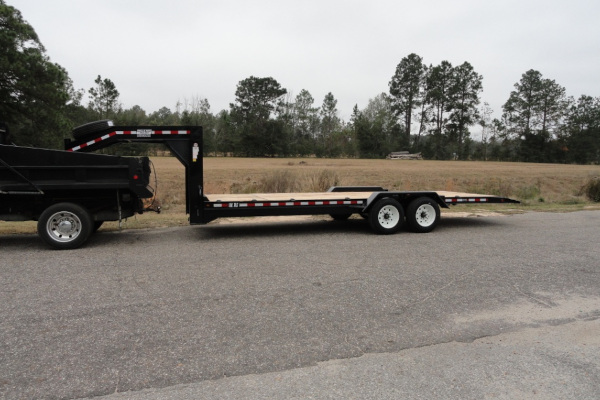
[2,157,599,235]
[159,157,600,210]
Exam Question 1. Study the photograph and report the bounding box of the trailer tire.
[72,120,113,140]
[38,203,93,249]
[406,197,440,233]
[369,198,404,234]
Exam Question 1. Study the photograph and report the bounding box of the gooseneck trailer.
[1,121,519,249]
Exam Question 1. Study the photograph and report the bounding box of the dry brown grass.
[155,157,600,212]
[2,157,599,235]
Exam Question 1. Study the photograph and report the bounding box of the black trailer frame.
[64,124,520,233]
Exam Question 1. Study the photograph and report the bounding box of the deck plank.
[205,191,495,203]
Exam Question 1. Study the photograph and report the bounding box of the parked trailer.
[62,122,519,241]
[1,121,520,249]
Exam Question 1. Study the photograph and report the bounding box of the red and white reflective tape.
[210,199,364,208]
[67,130,190,151]
[445,197,488,203]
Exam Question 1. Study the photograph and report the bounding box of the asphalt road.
[1,211,599,399]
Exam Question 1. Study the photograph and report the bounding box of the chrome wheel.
[38,203,93,249]
[46,211,83,243]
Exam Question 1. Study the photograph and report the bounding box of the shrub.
[230,169,340,194]
[230,178,260,194]
[516,184,541,200]
[303,170,340,192]
[582,177,600,202]
[259,170,299,193]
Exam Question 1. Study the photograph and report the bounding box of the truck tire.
[369,198,404,234]
[72,120,113,140]
[37,203,93,249]
[406,197,440,233]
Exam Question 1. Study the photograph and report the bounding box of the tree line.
[1,1,599,163]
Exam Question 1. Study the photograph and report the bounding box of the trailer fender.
[362,191,448,214]
[327,186,387,193]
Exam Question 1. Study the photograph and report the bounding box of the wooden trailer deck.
[204,191,503,204]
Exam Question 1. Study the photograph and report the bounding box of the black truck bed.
[0,144,152,197]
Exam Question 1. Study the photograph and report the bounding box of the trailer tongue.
[2,121,519,249]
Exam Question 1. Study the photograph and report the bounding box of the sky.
[7,0,600,128]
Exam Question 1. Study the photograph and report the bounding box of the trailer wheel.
[72,120,113,140]
[406,197,440,233]
[38,203,93,249]
[369,198,404,234]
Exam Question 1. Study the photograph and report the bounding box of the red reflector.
[133,175,139,180]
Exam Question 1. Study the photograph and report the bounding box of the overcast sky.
[8,0,600,125]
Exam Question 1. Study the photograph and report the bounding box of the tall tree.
[565,95,600,164]
[229,76,287,156]
[230,76,286,124]
[566,95,599,132]
[294,89,319,138]
[0,0,72,147]
[538,78,568,136]
[425,60,454,159]
[447,62,483,159]
[214,109,236,156]
[117,105,147,125]
[414,87,433,152]
[319,92,342,156]
[320,92,339,138]
[286,89,319,155]
[388,53,426,147]
[356,93,396,158]
[503,69,542,136]
[88,75,120,119]
[478,102,493,160]
[148,106,176,125]
[502,70,568,162]
[502,70,568,136]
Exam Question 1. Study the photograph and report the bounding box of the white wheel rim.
[415,204,436,227]
[377,205,401,228]
[46,211,82,243]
